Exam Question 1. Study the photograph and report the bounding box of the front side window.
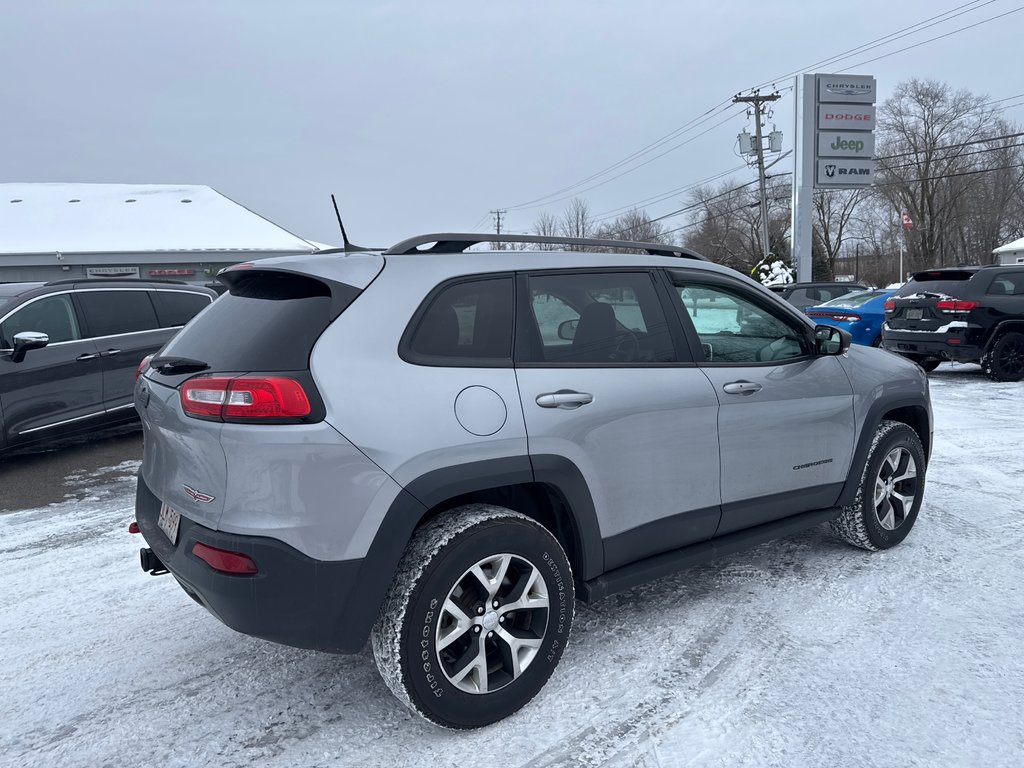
[406,276,514,363]
[0,295,81,348]
[672,280,809,364]
[77,291,159,338]
[522,271,676,364]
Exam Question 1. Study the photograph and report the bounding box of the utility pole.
[734,90,781,263]
[490,209,506,249]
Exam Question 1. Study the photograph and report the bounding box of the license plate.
[158,503,181,545]
[906,308,923,320]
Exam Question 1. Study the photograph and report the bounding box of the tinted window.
[407,277,513,362]
[786,288,815,306]
[0,294,82,348]
[78,290,159,337]
[672,281,809,364]
[986,273,1024,295]
[152,290,213,327]
[522,272,676,364]
[157,272,334,372]
[896,270,976,298]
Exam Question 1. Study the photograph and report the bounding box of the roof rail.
[43,277,189,286]
[382,233,708,260]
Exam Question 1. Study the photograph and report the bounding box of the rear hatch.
[885,269,980,332]
[136,255,383,528]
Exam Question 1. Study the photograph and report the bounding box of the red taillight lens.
[191,542,258,575]
[935,300,979,313]
[180,375,311,421]
[136,354,155,381]
[181,377,231,418]
[224,377,311,418]
[884,300,896,312]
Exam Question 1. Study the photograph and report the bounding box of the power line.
[591,164,748,223]
[875,130,1024,161]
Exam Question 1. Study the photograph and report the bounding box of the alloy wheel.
[873,447,918,531]
[435,553,549,695]
[997,337,1024,377]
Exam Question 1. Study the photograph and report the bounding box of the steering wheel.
[609,331,639,362]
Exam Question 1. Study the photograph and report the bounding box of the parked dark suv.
[882,265,1024,381]
[0,279,216,454]
[768,281,868,311]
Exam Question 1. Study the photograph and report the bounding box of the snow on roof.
[993,236,1024,254]
[0,183,317,255]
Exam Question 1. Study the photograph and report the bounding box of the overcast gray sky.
[2,0,1021,247]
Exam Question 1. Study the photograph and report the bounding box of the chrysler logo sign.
[183,484,215,503]
[824,82,872,96]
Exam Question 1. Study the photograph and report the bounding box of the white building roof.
[0,183,317,255]
[993,236,1024,255]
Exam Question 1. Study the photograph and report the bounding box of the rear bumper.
[881,330,983,362]
[135,475,368,653]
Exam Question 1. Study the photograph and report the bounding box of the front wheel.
[371,504,574,729]
[830,420,926,551]
[984,332,1024,382]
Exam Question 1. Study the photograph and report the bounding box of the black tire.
[915,357,940,372]
[830,420,926,551]
[871,335,883,348]
[371,504,574,729]
[984,332,1024,382]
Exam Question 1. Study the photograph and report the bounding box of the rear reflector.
[192,542,258,574]
[181,375,311,421]
[128,521,140,534]
[935,300,979,313]
[885,300,896,311]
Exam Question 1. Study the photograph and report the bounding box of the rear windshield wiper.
[149,356,210,375]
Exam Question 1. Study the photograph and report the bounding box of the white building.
[993,236,1024,265]
[0,183,324,283]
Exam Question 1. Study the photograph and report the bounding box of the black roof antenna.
[329,194,379,252]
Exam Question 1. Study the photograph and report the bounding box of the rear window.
[895,271,977,298]
[156,272,339,371]
[820,289,888,308]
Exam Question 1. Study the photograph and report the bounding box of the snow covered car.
[805,288,897,348]
[132,233,932,728]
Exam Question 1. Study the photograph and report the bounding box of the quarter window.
[406,277,514,363]
[986,273,1024,295]
[672,281,809,364]
[521,272,676,364]
[0,295,82,348]
[77,291,159,338]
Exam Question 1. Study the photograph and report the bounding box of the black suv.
[768,281,868,311]
[0,279,216,454]
[882,265,1024,381]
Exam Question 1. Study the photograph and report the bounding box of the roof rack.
[382,233,708,260]
[43,277,189,286]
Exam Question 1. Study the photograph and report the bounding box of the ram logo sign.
[816,159,875,188]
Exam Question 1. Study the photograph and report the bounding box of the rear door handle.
[100,349,122,357]
[722,380,762,396]
[76,353,98,362]
[536,391,594,409]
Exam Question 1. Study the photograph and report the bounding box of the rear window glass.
[157,272,335,371]
[821,289,888,308]
[895,271,977,298]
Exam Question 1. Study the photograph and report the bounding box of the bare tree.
[812,188,864,280]
[559,198,593,249]
[594,208,675,249]
[532,210,561,250]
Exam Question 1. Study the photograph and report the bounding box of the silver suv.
[132,233,932,728]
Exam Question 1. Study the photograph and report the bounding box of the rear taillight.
[191,542,258,574]
[136,354,155,381]
[825,312,860,322]
[935,300,979,313]
[180,375,311,421]
[884,300,896,312]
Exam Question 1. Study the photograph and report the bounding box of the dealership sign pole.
[791,73,876,282]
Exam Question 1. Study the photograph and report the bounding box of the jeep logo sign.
[818,105,876,130]
[817,131,875,158]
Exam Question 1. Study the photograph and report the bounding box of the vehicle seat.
[571,301,618,362]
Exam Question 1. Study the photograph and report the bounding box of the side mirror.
[814,325,851,356]
[11,331,49,363]
[557,319,579,341]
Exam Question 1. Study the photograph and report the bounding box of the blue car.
[804,288,897,347]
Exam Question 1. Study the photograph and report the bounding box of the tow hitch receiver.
[140,547,168,576]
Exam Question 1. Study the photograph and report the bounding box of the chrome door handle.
[722,380,762,396]
[536,391,594,409]
[76,353,98,362]
[101,349,122,357]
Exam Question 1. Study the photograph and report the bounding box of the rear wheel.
[906,355,940,372]
[871,335,883,347]
[984,332,1024,382]
[371,504,574,729]
[830,420,926,551]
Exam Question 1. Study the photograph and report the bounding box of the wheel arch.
[338,455,602,651]
[984,320,1024,353]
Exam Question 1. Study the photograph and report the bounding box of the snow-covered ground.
[1,364,1022,768]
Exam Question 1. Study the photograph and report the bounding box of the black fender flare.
[984,320,1024,355]
[336,454,603,650]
